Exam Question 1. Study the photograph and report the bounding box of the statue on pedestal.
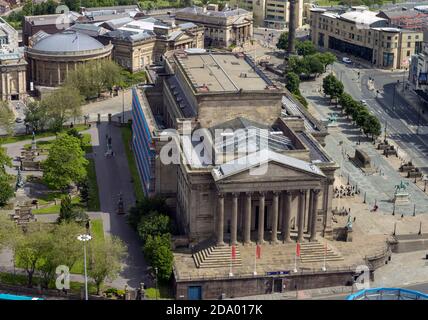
[346,214,353,231]
[31,131,37,150]
[15,168,25,191]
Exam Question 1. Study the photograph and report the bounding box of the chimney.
[287,0,297,56]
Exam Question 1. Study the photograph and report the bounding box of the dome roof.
[32,30,105,52]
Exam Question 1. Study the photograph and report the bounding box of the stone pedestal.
[394,192,409,204]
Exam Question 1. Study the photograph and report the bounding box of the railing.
[174,265,359,282]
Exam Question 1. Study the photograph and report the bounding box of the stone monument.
[393,181,410,204]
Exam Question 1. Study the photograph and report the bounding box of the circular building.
[26,30,113,87]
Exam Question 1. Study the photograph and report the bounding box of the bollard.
[108,113,112,124]
[392,203,395,215]
[363,192,366,204]
[413,204,416,216]
[418,222,422,235]
[97,113,101,124]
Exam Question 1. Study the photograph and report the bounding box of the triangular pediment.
[215,160,322,184]
[212,151,325,183]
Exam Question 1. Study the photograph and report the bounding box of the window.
[408,35,411,39]
[407,50,411,56]
[387,36,391,40]
[408,42,411,48]
[416,35,419,39]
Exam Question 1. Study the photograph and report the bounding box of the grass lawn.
[120,126,144,202]
[313,0,340,5]
[32,196,81,215]
[70,218,105,275]
[0,124,90,145]
[85,158,100,211]
[0,272,98,295]
[145,283,174,299]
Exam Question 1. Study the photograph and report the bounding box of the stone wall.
[174,270,354,299]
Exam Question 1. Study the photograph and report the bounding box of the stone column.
[297,190,306,242]
[307,189,314,234]
[271,192,279,243]
[244,192,252,245]
[231,192,239,245]
[257,192,265,244]
[282,191,292,242]
[310,190,321,242]
[217,193,225,246]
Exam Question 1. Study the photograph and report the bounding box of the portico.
[212,151,328,246]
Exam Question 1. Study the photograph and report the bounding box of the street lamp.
[77,234,92,300]
[155,267,158,300]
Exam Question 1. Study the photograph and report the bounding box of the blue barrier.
[347,287,428,300]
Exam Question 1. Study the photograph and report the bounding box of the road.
[331,61,428,175]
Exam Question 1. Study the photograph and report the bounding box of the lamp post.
[392,79,399,111]
[77,234,92,300]
[155,267,158,300]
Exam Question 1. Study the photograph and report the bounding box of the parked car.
[342,57,352,64]
[360,100,368,106]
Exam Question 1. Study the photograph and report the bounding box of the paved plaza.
[300,72,428,217]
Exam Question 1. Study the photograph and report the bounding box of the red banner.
[256,244,261,259]
[231,245,236,260]
[296,242,300,257]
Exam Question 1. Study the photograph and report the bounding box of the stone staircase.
[299,241,344,263]
[193,245,243,269]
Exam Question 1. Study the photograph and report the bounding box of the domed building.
[25,30,113,87]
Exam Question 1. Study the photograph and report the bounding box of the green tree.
[323,74,344,103]
[137,212,171,243]
[38,222,84,288]
[88,236,127,295]
[0,212,20,250]
[42,86,83,132]
[296,40,316,56]
[306,55,325,76]
[15,223,53,287]
[276,32,289,50]
[128,196,170,230]
[24,101,49,132]
[0,101,15,135]
[286,72,300,94]
[0,174,14,207]
[314,52,337,72]
[363,115,382,139]
[57,195,74,223]
[355,108,370,128]
[0,147,11,173]
[43,134,88,190]
[143,234,173,281]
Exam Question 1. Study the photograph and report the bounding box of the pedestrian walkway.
[88,122,149,290]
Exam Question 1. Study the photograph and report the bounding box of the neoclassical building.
[25,30,113,87]
[0,52,27,101]
[175,5,253,47]
[98,18,204,72]
[132,50,337,245]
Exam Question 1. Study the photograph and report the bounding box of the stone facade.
[310,7,423,69]
[175,6,253,48]
[229,0,304,29]
[132,50,337,245]
[0,53,27,100]
[25,31,113,87]
[99,23,204,73]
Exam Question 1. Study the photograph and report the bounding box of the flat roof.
[175,52,277,93]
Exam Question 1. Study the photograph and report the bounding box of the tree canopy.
[323,74,344,102]
[285,72,301,95]
[43,134,88,190]
[276,32,289,50]
[0,101,15,135]
[88,236,127,295]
